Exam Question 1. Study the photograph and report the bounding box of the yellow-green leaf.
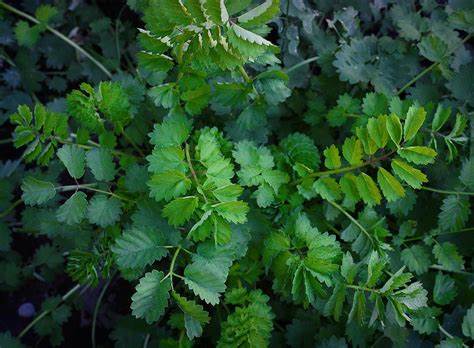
[387,114,402,146]
[404,106,426,142]
[342,137,363,165]
[377,168,405,202]
[355,173,382,206]
[356,127,378,155]
[162,196,199,226]
[391,159,428,189]
[313,177,342,201]
[367,115,388,148]
[397,146,437,165]
[323,145,341,169]
[432,104,451,132]
[340,173,360,205]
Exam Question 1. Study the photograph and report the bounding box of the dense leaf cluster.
[0,0,473,347]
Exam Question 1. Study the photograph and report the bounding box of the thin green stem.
[0,138,13,144]
[92,275,115,348]
[56,137,94,150]
[327,200,375,245]
[18,311,50,339]
[404,227,474,242]
[143,334,151,348]
[238,65,252,84]
[438,324,469,348]
[438,324,454,339]
[168,246,182,291]
[292,150,396,185]
[397,33,472,95]
[185,143,208,203]
[0,1,112,78]
[346,284,380,294]
[122,130,145,157]
[172,273,185,280]
[0,198,22,218]
[115,6,126,68]
[430,265,473,276]
[56,183,97,192]
[56,183,132,202]
[58,136,138,160]
[420,186,474,196]
[397,63,438,96]
[286,56,319,74]
[82,187,133,202]
[18,284,82,339]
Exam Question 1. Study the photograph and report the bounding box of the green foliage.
[21,176,56,206]
[10,104,68,165]
[218,289,274,347]
[131,270,171,324]
[87,195,122,228]
[56,192,88,225]
[1,1,473,347]
[112,226,168,269]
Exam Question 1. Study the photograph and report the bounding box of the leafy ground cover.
[0,0,473,347]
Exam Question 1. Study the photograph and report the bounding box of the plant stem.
[0,138,13,144]
[327,200,375,245]
[404,227,474,242]
[115,6,126,68]
[397,33,472,95]
[18,284,82,339]
[292,150,396,185]
[56,183,98,192]
[0,1,112,78]
[420,186,474,196]
[0,198,22,218]
[185,143,208,203]
[122,130,145,157]
[286,56,319,74]
[238,65,252,84]
[438,324,469,348]
[56,183,132,202]
[57,136,138,160]
[82,186,133,202]
[346,284,380,294]
[168,246,182,290]
[143,334,151,348]
[92,275,115,348]
[430,265,474,276]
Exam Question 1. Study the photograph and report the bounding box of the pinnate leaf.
[213,201,249,224]
[148,170,192,202]
[387,114,403,146]
[21,177,56,206]
[162,196,199,226]
[342,137,363,165]
[391,159,427,189]
[433,273,457,305]
[86,148,116,181]
[403,106,426,142]
[56,192,88,225]
[397,146,436,165]
[131,270,170,324]
[377,167,405,202]
[112,227,168,269]
[172,292,210,340]
[323,145,341,169]
[87,194,122,227]
[356,173,381,206]
[462,305,474,339]
[401,245,431,275]
[57,144,85,179]
[433,242,464,272]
